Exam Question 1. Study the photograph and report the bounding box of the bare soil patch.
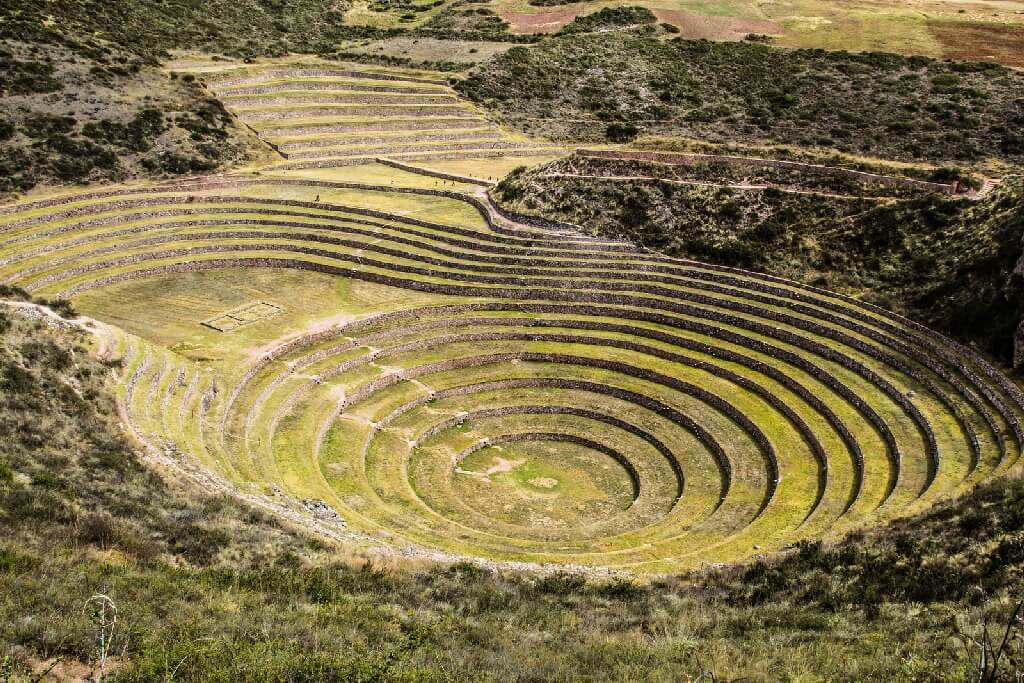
[653,8,781,40]
[343,37,518,64]
[929,20,1024,67]
[502,6,587,33]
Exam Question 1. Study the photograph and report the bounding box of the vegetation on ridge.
[1,0,351,61]
[457,31,1024,164]
[0,40,254,198]
[1,0,1024,676]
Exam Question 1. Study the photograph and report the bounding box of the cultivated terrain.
[2,0,1024,680]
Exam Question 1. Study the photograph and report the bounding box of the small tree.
[956,598,1023,683]
[606,123,640,143]
[84,595,117,682]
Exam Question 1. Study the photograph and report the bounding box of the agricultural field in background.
[487,0,1024,65]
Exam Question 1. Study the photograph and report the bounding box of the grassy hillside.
[1,0,352,61]
[2,302,1023,681]
[493,159,1024,364]
[0,41,256,199]
[456,31,1024,165]
[0,0,366,200]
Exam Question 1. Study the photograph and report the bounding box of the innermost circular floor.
[452,439,637,530]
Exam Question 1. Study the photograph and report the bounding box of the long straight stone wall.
[576,150,959,195]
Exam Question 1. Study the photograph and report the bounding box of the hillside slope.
[0,40,257,199]
[0,0,361,200]
[0,302,1022,680]
[493,160,1024,364]
[1,0,351,60]
[456,31,1024,165]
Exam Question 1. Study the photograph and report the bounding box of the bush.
[534,571,587,594]
[606,122,640,142]
[1,364,35,394]
[931,73,961,90]
[76,511,119,548]
[0,284,30,300]
[39,298,77,319]
[21,113,75,138]
[595,577,643,600]
[83,108,166,153]
[456,31,1024,163]
[559,6,656,34]
[0,55,61,95]
[142,151,216,175]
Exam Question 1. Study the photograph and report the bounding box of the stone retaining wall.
[215,82,450,97]
[260,119,485,137]
[232,303,863,506]
[285,140,535,162]
[454,431,643,499]
[57,255,929,505]
[243,105,476,122]
[12,179,1003,473]
[204,68,447,89]
[281,130,503,151]
[227,94,458,108]
[280,148,562,171]
[375,158,492,186]
[576,150,959,195]
[13,177,1013,484]
[484,192,581,232]
[417,400,678,498]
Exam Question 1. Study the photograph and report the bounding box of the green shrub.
[21,113,75,138]
[457,32,1024,163]
[76,511,118,548]
[1,364,35,394]
[83,108,166,153]
[931,73,961,90]
[39,298,76,319]
[534,571,587,594]
[0,54,61,95]
[605,122,640,142]
[559,6,657,34]
[595,577,643,599]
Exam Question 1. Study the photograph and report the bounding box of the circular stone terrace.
[2,163,1020,573]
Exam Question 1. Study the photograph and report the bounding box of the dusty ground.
[653,8,781,39]
[929,20,1024,66]
[341,37,519,64]
[503,5,587,32]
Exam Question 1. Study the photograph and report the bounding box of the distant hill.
[1,0,351,60]
[0,41,256,198]
[457,31,1024,165]
[0,0,362,199]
